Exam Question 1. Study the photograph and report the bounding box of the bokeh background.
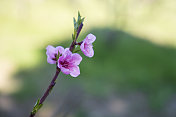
[0,0,176,117]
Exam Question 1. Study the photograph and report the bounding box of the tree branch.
[29,13,84,117]
[29,68,61,117]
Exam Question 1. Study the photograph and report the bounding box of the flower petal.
[87,46,94,57]
[47,57,56,64]
[63,48,72,61]
[46,45,56,58]
[63,48,72,56]
[80,34,96,58]
[56,46,65,55]
[60,67,70,74]
[80,41,86,52]
[86,33,96,43]
[57,47,82,77]
[70,53,82,65]
[80,42,94,57]
[58,55,65,68]
[70,65,80,77]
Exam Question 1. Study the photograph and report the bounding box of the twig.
[29,68,60,117]
[29,22,83,117]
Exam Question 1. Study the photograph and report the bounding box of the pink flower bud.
[80,34,96,57]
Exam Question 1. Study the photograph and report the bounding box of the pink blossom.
[80,33,96,57]
[46,45,64,64]
[58,48,82,77]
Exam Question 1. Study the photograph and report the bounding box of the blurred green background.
[0,0,176,117]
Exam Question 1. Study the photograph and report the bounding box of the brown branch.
[29,68,60,117]
[29,22,84,117]
[69,23,83,52]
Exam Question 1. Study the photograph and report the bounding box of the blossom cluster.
[46,34,96,77]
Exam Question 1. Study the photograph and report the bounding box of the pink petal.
[56,46,64,55]
[80,42,94,57]
[70,66,80,77]
[80,41,86,52]
[63,48,72,56]
[58,56,65,68]
[70,53,82,65]
[86,34,96,43]
[47,57,56,64]
[63,48,72,61]
[46,45,56,58]
[87,46,94,57]
[60,67,70,75]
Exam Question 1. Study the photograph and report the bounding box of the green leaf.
[81,17,85,23]
[72,11,85,41]
[78,11,81,18]
[78,11,83,26]
[38,104,43,110]
[73,17,77,29]
[34,99,40,107]
[31,98,43,115]
[78,11,81,22]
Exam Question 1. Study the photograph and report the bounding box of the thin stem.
[70,23,83,52]
[29,68,61,117]
[76,23,83,40]
[39,68,60,105]
[76,41,83,45]
[29,18,83,117]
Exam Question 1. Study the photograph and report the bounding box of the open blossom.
[58,48,82,77]
[80,33,96,57]
[46,45,63,64]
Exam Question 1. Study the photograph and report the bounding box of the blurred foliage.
[13,28,176,111]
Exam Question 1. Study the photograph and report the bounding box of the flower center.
[84,43,91,52]
[60,60,69,68]
[52,54,57,61]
